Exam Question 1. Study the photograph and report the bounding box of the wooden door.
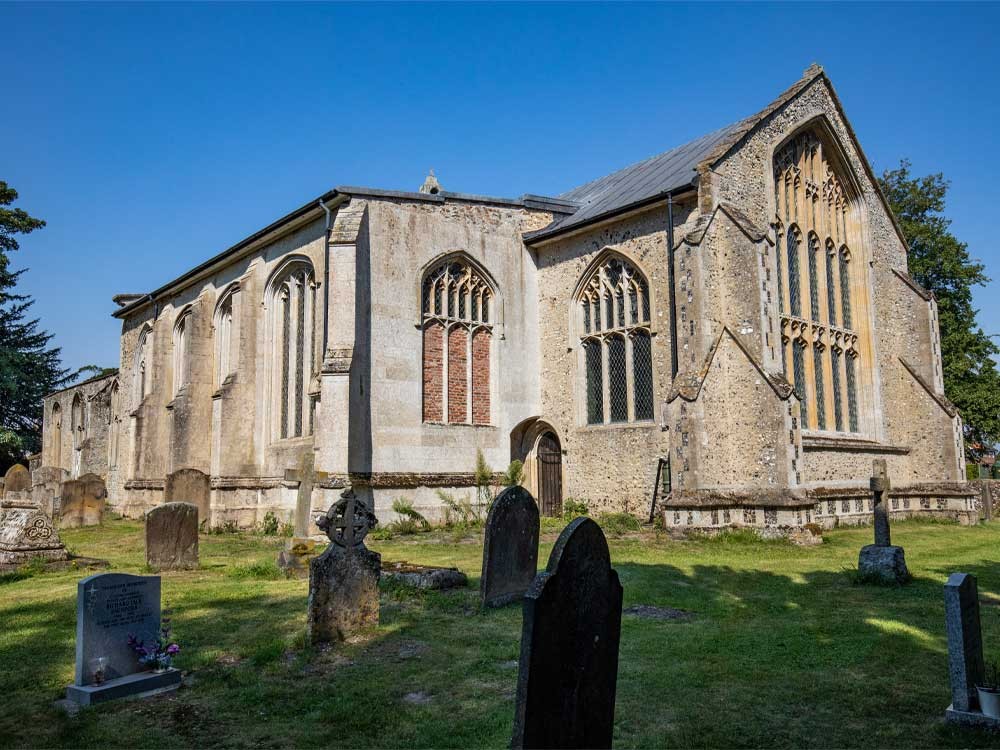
[537,431,563,516]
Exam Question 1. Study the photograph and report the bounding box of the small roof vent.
[419,169,442,195]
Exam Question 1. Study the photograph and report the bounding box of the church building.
[39,66,977,532]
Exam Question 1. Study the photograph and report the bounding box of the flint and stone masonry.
[37,66,973,532]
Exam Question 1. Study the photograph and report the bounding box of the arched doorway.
[537,431,563,516]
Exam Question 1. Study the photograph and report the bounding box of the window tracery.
[774,128,863,433]
[215,287,238,388]
[133,326,150,407]
[173,311,190,395]
[577,255,654,425]
[268,261,316,440]
[421,257,493,424]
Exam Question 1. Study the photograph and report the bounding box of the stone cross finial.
[317,487,377,548]
[870,459,891,547]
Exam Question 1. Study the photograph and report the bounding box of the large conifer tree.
[879,161,1000,460]
[0,181,73,469]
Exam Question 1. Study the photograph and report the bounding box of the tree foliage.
[879,160,1000,457]
[0,181,75,468]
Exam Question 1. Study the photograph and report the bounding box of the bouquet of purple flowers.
[127,612,180,671]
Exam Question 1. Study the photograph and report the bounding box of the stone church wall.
[707,73,964,490]
[360,197,552,520]
[40,372,118,491]
[533,205,693,515]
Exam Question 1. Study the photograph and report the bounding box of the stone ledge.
[65,668,181,706]
[801,436,910,454]
[945,705,1000,731]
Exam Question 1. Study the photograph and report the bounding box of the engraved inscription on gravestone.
[74,573,161,685]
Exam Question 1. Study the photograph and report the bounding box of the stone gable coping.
[682,201,773,248]
[898,357,958,417]
[329,202,367,244]
[891,268,934,301]
[698,65,912,258]
[667,326,794,403]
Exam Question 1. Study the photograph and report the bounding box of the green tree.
[879,160,1000,459]
[0,181,74,468]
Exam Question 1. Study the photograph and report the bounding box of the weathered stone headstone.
[164,468,210,523]
[0,503,67,567]
[65,572,181,705]
[32,466,70,516]
[858,459,909,585]
[3,464,30,495]
[481,486,539,607]
[58,474,107,529]
[145,502,199,571]
[308,487,380,644]
[945,572,985,714]
[512,517,623,749]
[277,452,328,577]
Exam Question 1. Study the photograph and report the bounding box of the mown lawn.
[2,517,1000,748]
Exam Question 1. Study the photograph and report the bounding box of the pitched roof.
[524,65,835,244]
[524,122,746,243]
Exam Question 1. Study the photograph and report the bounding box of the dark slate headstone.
[512,517,623,750]
[66,572,181,705]
[481,486,540,607]
[308,488,381,644]
[3,464,30,495]
[164,468,210,524]
[146,502,199,571]
[58,474,107,529]
[945,572,985,713]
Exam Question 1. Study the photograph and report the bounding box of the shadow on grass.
[4,542,1000,748]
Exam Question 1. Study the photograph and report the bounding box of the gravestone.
[65,572,181,705]
[944,573,986,717]
[307,487,380,644]
[3,464,30,496]
[146,503,199,571]
[0,503,67,568]
[58,474,107,529]
[512,517,623,749]
[857,459,909,585]
[277,452,328,577]
[481,486,539,607]
[164,468,210,524]
[32,466,70,516]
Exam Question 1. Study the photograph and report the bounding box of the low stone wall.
[662,481,979,533]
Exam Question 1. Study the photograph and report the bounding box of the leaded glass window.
[831,348,844,431]
[813,345,826,429]
[584,339,603,424]
[774,128,865,433]
[632,330,654,421]
[577,254,653,425]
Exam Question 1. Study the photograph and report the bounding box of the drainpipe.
[667,193,678,378]
[319,199,332,354]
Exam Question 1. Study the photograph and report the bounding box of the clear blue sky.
[3,2,998,372]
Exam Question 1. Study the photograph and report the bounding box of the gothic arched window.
[267,260,317,440]
[71,393,84,450]
[109,381,121,469]
[133,326,150,406]
[421,256,494,425]
[215,286,239,388]
[50,401,63,467]
[577,255,654,424]
[173,310,191,395]
[774,128,863,433]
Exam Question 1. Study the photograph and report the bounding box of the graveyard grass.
[3,519,1000,748]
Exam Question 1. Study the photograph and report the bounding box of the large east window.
[774,128,862,433]
[577,255,654,425]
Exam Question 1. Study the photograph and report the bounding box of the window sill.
[422,421,496,429]
[801,433,910,454]
[578,420,657,432]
